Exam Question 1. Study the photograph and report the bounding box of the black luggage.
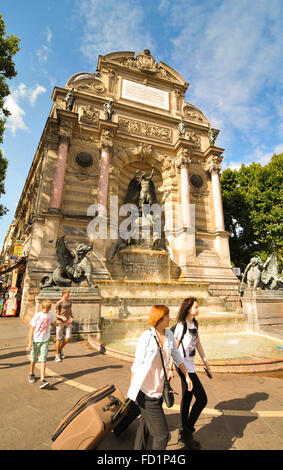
[112,398,141,436]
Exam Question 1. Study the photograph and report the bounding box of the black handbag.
[153,334,175,408]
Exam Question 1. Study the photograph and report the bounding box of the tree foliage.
[221,154,283,272]
[0,13,20,216]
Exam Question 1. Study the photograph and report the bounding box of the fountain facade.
[1,50,240,335]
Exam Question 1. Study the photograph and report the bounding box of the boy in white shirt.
[28,299,63,388]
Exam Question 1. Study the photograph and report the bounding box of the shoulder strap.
[152,334,168,380]
[179,322,187,358]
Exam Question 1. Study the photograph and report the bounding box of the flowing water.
[101,321,283,361]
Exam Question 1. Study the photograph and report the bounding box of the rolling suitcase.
[112,398,141,436]
[51,384,124,450]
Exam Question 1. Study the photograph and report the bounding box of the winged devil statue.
[40,236,94,288]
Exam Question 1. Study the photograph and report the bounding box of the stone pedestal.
[35,286,102,338]
[242,290,283,334]
[119,248,169,281]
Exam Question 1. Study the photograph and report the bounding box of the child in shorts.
[28,299,63,388]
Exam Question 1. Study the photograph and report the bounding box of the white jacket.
[127,327,184,401]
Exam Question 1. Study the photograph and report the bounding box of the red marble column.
[49,137,69,211]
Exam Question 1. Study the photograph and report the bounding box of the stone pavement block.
[256,433,283,450]
[261,417,283,440]
[233,430,264,450]
[1,317,283,451]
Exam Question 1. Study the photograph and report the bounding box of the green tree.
[221,154,283,272]
[0,13,20,216]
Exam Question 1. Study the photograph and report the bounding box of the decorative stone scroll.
[183,104,205,122]
[74,79,106,95]
[118,117,172,142]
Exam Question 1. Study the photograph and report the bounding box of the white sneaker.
[40,380,49,389]
[55,355,62,362]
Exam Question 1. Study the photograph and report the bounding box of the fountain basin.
[88,318,283,373]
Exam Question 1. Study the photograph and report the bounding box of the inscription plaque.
[122,79,169,110]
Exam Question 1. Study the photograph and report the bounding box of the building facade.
[0,50,238,322]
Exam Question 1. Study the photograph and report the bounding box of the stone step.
[259,317,283,325]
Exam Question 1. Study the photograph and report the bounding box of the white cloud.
[5,94,28,135]
[168,0,283,146]
[77,0,155,67]
[29,85,46,106]
[5,83,47,134]
[46,26,52,45]
[36,26,53,64]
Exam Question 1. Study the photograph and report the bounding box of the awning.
[0,257,26,276]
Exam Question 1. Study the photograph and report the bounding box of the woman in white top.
[169,297,212,450]
[127,305,193,450]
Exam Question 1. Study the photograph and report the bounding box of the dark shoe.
[28,374,36,383]
[184,432,201,450]
[59,350,65,359]
[177,428,186,446]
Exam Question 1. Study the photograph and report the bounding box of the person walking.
[169,297,212,450]
[127,305,193,450]
[28,299,62,388]
[54,288,74,362]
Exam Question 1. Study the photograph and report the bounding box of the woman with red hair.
[127,305,192,450]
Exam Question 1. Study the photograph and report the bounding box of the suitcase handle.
[103,395,122,411]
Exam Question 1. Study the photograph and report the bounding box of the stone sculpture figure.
[241,256,263,290]
[104,101,114,121]
[124,165,157,212]
[107,166,160,259]
[178,119,186,138]
[40,236,94,288]
[65,88,75,111]
[208,127,217,146]
[241,254,283,291]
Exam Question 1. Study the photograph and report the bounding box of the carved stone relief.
[183,104,206,122]
[118,117,172,142]
[78,104,100,127]
[117,49,181,84]
[75,79,106,95]
[186,130,201,148]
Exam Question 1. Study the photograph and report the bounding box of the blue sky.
[1,0,283,248]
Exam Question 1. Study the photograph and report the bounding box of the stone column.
[49,110,77,212]
[49,136,69,212]
[97,128,114,219]
[205,154,225,231]
[175,148,192,228]
[175,145,196,277]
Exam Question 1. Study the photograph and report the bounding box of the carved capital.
[99,128,114,150]
[175,148,192,169]
[204,154,223,174]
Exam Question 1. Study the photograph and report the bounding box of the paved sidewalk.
[1,317,283,451]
